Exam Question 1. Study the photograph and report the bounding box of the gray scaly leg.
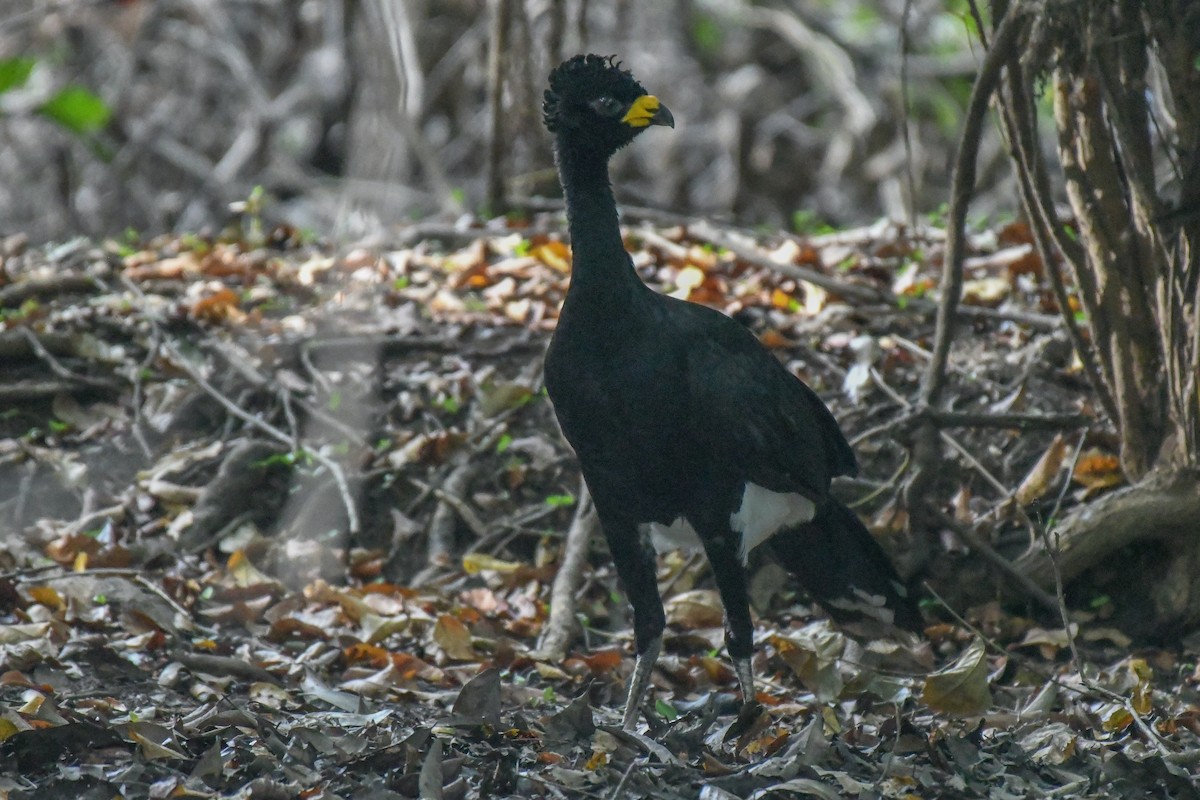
[622,636,661,730]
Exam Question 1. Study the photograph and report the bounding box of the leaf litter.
[0,216,1196,798]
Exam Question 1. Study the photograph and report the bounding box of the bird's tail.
[768,500,922,631]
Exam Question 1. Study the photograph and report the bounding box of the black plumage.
[542,55,920,730]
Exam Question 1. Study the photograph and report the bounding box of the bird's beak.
[622,95,675,129]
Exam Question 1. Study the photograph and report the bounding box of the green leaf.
[0,57,35,94]
[544,493,575,507]
[39,86,111,133]
[654,699,679,720]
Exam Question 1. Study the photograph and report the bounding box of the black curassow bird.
[542,55,921,731]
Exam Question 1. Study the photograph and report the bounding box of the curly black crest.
[542,54,647,134]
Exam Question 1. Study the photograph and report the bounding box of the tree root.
[1013,468,1200,632]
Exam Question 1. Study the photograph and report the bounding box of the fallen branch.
[0,274,99,307]
[535,479,597,661]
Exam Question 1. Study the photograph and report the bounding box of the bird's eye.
[589,96,621,116]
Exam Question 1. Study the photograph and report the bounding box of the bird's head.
[543,54,674,158]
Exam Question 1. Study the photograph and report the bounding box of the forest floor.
[0,209,1198,799]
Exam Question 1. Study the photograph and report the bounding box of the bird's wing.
[674,301,858,497]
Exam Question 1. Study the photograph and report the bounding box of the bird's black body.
[542,55,920,729]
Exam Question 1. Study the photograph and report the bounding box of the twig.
[607,758,639,800]
[928,508,1059,614]
[846,449,909,509]
[536,479,598,661]
[410,424,508,583]
[996,54,1119,422]
[898,0,918,230]
[921,581,1009,657]
[158,337,360,534]
[0,274,99,307]
[17,328,123,392]
[925,410,1090,431]
[417,479,490,539]
[63,504,127,538]
[1046,430,1087,531]
[0,379,119,402]
[133,574,211,632]
[660,551,703,598]
[203,337,368,447]
[871,368,1008,498]
[129,327,159,459]
[921,2,1029,408]
[907,2,1029,530]
[375,0,461,213]
[485,0,513,215]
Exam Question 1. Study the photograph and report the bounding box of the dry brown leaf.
[577,649,623,674]
[190,287,242,322]
[462,553,521,575]
[1006,247,1043,279]
[758,329,791,349]
[962,276,1010,307]
[1021,723,1077,764]
[531,240,571,272]
[433,614,475,661]
[1102,704,1134,732]
[998,220,1034,246]
[27,586,64,612]
[664,589,724,629]
[769,626,846,703]
[951,485,972,523]
[344,642,391,668]
[1013,625,1074,660]
[1016,434,1067,506]
[1072,449,1123,493]
[922,638,992,715]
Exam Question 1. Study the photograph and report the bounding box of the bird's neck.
[556,142,639,296]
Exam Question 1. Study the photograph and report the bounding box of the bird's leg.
[734,657,755,707]
[622,635,661,730]
[597,515,666,731]
[701,535,759,710]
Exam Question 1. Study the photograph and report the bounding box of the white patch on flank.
[640,483,816,564]
[730,483,815,563]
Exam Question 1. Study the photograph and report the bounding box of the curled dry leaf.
[664,589,725,629]
[1015,434,1067,506]
[922,638,992,716]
